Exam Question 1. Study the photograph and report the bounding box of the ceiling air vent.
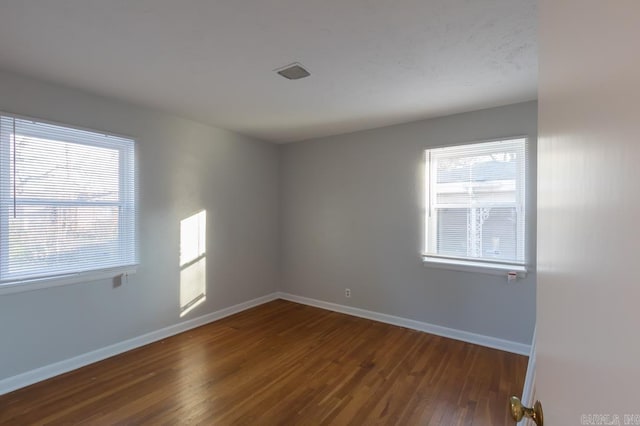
[276,63,310,80]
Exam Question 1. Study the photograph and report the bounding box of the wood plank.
[0,300,527,425]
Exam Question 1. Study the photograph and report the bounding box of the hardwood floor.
[0,300,527,425]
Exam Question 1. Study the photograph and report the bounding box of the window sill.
[0,266,138,296]
[422,256,527,277]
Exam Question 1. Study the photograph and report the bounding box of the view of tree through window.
[0,115,136,283]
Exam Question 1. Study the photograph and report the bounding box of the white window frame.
[422,137,528,276]
[0,113,138,295]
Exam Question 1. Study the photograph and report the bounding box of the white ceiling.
[0,0,537,143]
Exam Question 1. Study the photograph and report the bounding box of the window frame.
[422,137,529,276]
[0,112,138,295]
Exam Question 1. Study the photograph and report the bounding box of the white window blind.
[0,114,137,284]
[424,138,527,266]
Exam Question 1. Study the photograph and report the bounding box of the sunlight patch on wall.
[180,210,207,317]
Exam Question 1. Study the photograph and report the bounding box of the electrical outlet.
[345,288,351,298]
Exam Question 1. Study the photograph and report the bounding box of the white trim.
[422,256,528,278]
[0,109,136,141]
[277,292,531,356]
[0,266,138,296]
[423,134,528,151]
[0,113,138,290]
[423,136,529,271]
[520,326,537,407]
[0,292,279,396]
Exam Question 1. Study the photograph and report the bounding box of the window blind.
[0,114,137,283]
[424,138,527,265]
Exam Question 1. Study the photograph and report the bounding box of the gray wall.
[280,101,537,344]
[0,70,280,379]
[0,69,535,382]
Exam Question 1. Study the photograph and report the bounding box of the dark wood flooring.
[0,300,527,425]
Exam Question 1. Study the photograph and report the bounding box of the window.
[0,114,137,288]
[423,138,527,271]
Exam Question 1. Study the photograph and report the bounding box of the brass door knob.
[510,396,544,425]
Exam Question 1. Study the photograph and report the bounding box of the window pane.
[481,207,518,261]
[7,205,121,277]
[12,135,120,202]
[435,207,519,261]
[437,208,468,257]
[434,146,521,206]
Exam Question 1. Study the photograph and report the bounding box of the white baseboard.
[278,292,531,356]
[0,292,279,396]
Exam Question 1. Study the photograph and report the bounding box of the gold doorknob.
[510,396,544,425]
